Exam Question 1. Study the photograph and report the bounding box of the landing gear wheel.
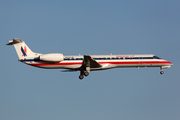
[79,75,84,80]
[160,71,164,74]
[84,72,89,76]
[79,71,84,80]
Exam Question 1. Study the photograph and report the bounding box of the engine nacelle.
[39,53,64,62]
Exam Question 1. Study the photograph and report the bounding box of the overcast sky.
[1,0,180,120]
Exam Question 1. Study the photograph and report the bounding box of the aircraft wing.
[81,55,102,68]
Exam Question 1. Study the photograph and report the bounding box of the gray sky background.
[0,0,180,120]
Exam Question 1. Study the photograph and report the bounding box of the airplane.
[7,38,173,80]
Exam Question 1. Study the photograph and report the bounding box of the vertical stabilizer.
[7,38,38,59]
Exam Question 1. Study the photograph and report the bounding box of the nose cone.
[168,61,173,66]
[166,61,173,68]
[161,60,173,69]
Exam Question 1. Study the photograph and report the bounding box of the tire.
[84,72,89,76]
[160,71,164,74]
[79,75,84,79]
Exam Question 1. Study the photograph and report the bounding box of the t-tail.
[7,38,40,60]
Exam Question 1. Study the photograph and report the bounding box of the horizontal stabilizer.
[6,38,39,59]
[7,38,23,45]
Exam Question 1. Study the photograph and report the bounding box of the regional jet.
[7,38,173,79]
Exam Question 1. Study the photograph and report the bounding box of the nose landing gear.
[160,71,164,74]
[160,67,164,74]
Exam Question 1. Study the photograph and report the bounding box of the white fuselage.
[22,54,173,71]
[7,39,173,79]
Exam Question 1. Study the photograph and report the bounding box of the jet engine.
[39,53,64,62]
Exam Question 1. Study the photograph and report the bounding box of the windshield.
[153,56,161,59]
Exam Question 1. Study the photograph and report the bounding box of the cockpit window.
[153,56,161,59]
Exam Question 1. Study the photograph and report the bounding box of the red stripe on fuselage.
[28,60,172,67]
[99,61,172,65]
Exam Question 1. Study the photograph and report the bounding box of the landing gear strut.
[160,67,164,74]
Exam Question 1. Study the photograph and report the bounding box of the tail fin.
[7,38,38,59]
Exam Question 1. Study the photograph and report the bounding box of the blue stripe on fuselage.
[21,56,160,62]
[22,57,40,62]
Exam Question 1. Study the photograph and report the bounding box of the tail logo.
[21,46,27,56]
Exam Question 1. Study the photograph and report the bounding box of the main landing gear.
[79,71,89,80]
[160,67,164,74]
